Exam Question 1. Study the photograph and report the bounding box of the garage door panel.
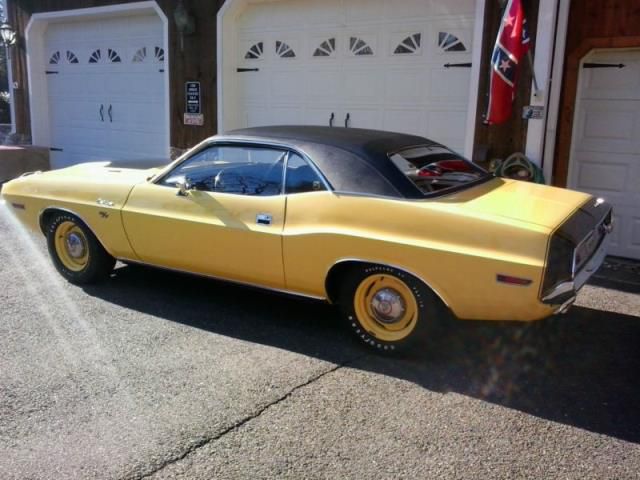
[583,52,640,100]
[382,109,426,136]
[576,161,628,192]
[426,109,466,149]
[384,0,475,20]
[306,69,342,101]
[107,130,167,158]
[236,0,475,157]
[51,100,106,128]
[429,67,471,103]
[583,107,634,141]
[575,101,640,155]
[269,70,306,101]
[238,72,268,104]
[345,108,382,130]
[343,69,384,103]
[570,49,640,259]
[45,13,167,168]
[345,0,386,24]
[384,69,427,104]
[245,106,303,128]
[303,107,339,127]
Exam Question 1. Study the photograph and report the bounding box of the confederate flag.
[484,0,531,125]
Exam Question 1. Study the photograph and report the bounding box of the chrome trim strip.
[326,258,451,308]
[116,257,327,302]
[553,296,576,315]
[19,171,42,178]
[542,281,575,303]
[331,190,408,201]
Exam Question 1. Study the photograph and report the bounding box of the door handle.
[256,213,272,225]
[99,104,104,122]
[344,112,350,128]
[329,112,335,127]
[108,104,113,123]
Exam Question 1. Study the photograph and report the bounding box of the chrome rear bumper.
[543,233,609,313]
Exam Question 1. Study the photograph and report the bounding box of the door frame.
[25,1,170,161]
[216,0,487,160]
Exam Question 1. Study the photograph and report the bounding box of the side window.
[285,153,327,194]
[161,145,286,196]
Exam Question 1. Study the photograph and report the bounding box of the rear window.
[389,145,490,196]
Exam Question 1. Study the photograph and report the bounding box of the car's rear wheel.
[46,212,115,284]
[338,264,442,352]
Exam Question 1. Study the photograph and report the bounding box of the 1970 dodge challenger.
[1,126,613,351]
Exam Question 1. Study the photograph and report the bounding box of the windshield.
[389,145,490,196]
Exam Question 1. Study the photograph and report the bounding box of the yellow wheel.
[338,264,443,352]
[53,221,90,272]
[46,212,115,284]
[353,274,418,343]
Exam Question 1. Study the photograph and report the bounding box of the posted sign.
[185,81,201,114]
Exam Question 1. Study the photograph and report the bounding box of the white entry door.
[235,0,475,153]
[569,49,640,260]
[44,14,167,168]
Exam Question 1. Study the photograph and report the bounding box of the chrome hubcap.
[65,233,86,259]
[370,288,406,324]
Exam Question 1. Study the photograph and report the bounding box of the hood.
[440,177,593,229]
[32,162,160,185]
[1,163,162,212]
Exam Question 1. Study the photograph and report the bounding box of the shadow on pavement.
[83,264,640,444]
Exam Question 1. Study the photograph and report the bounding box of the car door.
[121,143,287,289]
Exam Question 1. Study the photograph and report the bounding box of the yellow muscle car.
[1,126,613,352]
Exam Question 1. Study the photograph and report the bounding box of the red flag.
[484,0,531,125]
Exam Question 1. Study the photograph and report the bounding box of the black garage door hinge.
[45,71,59,75]
[583,63,625,69]
[237,67,260,72]
[444,62,472,68]
[49,147,63,152]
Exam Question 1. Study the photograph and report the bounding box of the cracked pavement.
[1,204,639,479]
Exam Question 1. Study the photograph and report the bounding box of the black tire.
[337,264,445,353]
[46,212,115,285]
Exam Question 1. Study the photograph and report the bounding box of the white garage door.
[235,0,475,153]
[569,49,640,260]
[44,14,167,169]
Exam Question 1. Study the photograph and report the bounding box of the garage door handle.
[344,113,350,128]
[108,105,113,123]
[99,104,104,122]
[329,112,335,127]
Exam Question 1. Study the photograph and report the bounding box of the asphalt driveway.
[0,203,639,479]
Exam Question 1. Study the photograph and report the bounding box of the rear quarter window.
[389,145,489,196]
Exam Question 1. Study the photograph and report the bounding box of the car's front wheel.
[338,264,443,352]
[46,212,115,284]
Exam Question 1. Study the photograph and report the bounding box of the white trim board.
[25,1,170,158]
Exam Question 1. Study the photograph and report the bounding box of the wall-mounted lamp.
[174,0,195,51]
[0,22,16,48]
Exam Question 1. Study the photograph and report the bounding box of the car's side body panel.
[281,181,582,321]
[1,164,155,259]
[121,182,287,289]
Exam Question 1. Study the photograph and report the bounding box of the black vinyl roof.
[227,126,443,198]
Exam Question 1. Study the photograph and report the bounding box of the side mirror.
[176,178,194,196]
